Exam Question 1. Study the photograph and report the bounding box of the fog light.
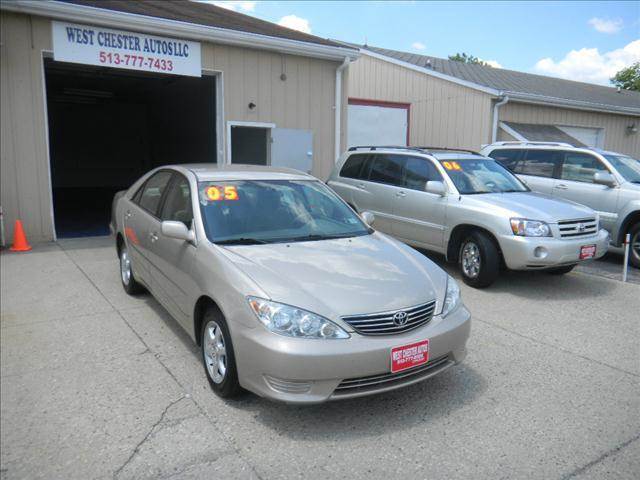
[264,375,312,394]
[534,246,548,259]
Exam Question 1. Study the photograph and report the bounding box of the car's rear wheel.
[459,231,500,288]
[628,223,640,269]
[119,244,144,295]
[546,264,576,275]
[201,309,241,399]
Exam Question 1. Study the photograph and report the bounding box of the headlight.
[441,275,461,317]
[247,297,350,339]
[510,218,551,237]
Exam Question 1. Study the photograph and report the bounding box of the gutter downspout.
[335,57,350,162]
[491,95,509,143]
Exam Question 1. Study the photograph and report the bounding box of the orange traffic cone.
[10,220,32,252]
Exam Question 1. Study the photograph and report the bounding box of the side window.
[340,154,369,179]
[136,171,173,216]
[487,149,522,171]
[403,157,443,191]
[160,175,193,228]
[560,153,608,183]
[519,150,562,178]
[367,154,407,186]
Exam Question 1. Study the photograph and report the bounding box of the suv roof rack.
[490,141,574,147]
[347,145,425,152]
[418,146,480,155]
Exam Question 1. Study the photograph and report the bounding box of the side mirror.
[593,172,617,188]
[161,220,195,242]
[425,180,447,196]
[360,211,375,227]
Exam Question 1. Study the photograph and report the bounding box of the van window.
[518,150,562,178]
[367,154,406,186]
[403,157,442,190]
[340,154,369,179]
[487,149,522,171]
[560,153,608,183]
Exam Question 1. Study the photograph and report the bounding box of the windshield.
[603,154,640,183]
[439,159,529,194]
[198,180,370,244]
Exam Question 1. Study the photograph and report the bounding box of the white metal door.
[348,103,408,148]
[271,128,313,173]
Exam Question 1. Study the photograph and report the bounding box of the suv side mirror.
[360,211,375,227]
[425,180,447,196]
[593,172,617,188]
[161,220,195,242]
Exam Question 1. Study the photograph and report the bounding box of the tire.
[119,244,144,295]
[546,264,576,275]
[628,223,640,269]
[458,231,500,288]
[201,309,242,399]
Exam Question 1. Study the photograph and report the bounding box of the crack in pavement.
[59,243,264,480]
[113,396,188,479]
[474,316,640,378]
[560,432,640,480]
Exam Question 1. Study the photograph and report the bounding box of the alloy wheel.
[120,247,131,286]
[461,241,481,278]
[203,320,227,384]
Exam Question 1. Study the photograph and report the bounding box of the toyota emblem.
[392,311,408,326]
[578,223,586,232]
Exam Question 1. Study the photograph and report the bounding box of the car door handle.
[125,210,132,219]
[149,232,159,242]
[556,184,569,190]
[396,191,406,197]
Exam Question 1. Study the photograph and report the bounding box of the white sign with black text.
[52,21,202,77]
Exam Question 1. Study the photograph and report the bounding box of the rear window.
[136,170,173,216]
[517,150,563,178]
[487,149,522,171]
[340,154,369,179]
[368,154,406,186]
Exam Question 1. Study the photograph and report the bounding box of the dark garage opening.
[44,59,216,238]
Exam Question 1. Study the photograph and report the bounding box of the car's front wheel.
[201,309,242,399]
[458,231,500,288]
[628,223,640,269]
[119,244,144,295]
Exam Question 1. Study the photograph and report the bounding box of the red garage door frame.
[348,98,411,145]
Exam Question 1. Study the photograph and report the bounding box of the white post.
[622,233,630,282]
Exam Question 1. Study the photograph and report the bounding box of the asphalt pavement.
[1,237,638,480]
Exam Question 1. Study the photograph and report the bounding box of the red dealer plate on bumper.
[391,339,430,373]
[580,244,596,260]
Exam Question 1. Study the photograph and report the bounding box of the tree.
[448,52,488,66]
[611,63,640,91]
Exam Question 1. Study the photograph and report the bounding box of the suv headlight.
[510,218,551,237]
[247,297,350,339]
[441,275,461,317]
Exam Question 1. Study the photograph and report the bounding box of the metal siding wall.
[0,12,341,242]
[1,12,53,243]
[204,43,339,180]
[349,55,494,150]
[501,102,640,156]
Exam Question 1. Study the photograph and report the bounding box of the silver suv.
[327,146,609,287]
[480,142,640,268]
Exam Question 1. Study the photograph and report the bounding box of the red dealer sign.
[52,21,202,77]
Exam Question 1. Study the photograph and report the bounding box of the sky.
[205,1,640,86]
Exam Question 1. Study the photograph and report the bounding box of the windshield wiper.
[215,238,268,245]
[279,232,362,243]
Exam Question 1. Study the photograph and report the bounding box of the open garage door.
[347,99,410,148]
[44,59,217,237]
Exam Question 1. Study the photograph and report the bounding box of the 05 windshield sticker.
[200,185,239,204]
[441,161,462,171]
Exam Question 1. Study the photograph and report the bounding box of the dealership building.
[0,0,358,242]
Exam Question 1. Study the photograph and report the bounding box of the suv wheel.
[628,223,640,269]
[201,309,242,399]
[458,231,500,288]
[119,244,144,295]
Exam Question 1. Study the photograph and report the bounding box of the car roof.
[346,146,488,160]
[168,164,315,181]
[483,143,628,157]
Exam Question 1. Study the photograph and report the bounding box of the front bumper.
[498,229,609,270]
[232,305,471,404]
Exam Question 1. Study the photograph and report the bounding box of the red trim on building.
[348,98,411,145]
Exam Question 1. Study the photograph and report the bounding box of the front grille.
[341,300,437,335]
[332,355,452,397]
[558,218,597,238]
